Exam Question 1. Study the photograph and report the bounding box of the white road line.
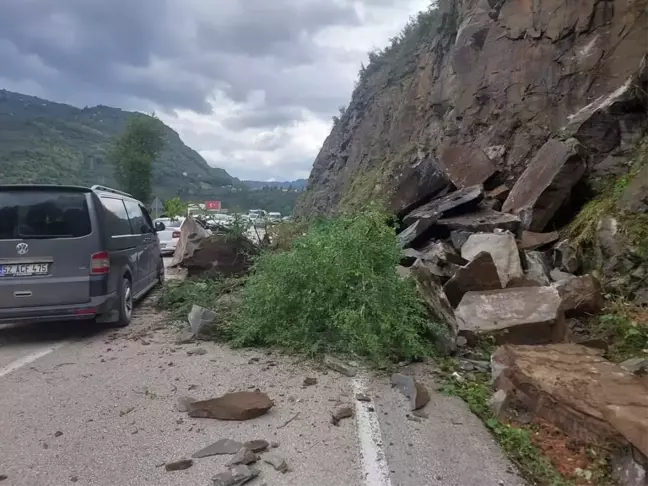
[0,342,67,378]
[352,375,393,486]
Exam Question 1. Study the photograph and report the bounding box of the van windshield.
[0,190,92,240]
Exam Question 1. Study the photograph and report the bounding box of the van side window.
[140,205,155,233]
[100,197,132,236]
[123,200,148,235]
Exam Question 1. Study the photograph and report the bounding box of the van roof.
[0,184,92,193]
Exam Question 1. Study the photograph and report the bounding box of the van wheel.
[115,277,133,327]
[157,259,165,285]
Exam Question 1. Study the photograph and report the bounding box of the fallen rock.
[461,232,523,287]
[436,208,521,235]
[187,347,208,356]
[620,357,648,376]
[193,439,244,458]
[550,268,575,283]
[263,453,289,473]
[171,215,210,267]
[403,184,484,226]
[619,163,648,214]
[553,239,581,274]
[610,448,648,486]
[439,146,497,189]
[188,305,216,335]
[187,392,274,420]
[485,185,510,202]
[175,329,196,344]
[455,287,566,345]
[493,344,648,457]
[211,465,259,486]
[443,252,502,308]
[175,396,196,413]
[324,355,357,377]
[401,248,423,266]
[331,406,354,425]
[398,215,438,248]
[410,263,458,346]
[396,265,411,279]
[243,440,269,453]
[519,231,559,250]
[180,232,258,278]
[390,374,430,411]
[523,251,551,286]
[228,447,258,466]
[165,459,193,471]
[302,377,317,387]
[554,274,604,316]
[355,393,371,402]
[502,138,587,231]
[0,475,6,481]
[450,230,472,251]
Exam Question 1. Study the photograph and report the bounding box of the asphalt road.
[0,264,524,486]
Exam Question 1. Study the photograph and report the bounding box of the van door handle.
[14,291,32,298]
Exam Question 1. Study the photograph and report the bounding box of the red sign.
[205,200,221,211]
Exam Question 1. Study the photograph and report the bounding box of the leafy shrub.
[225,209,436,364]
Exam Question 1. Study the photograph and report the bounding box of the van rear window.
[0,191,92,240]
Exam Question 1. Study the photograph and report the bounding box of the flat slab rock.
[455,286,567,345]
[193,439,244,458]
[403,184,484,226]
[439,146,497,189]
[492,343,648,456]
[436,208,521,234]
[187,391,274,420]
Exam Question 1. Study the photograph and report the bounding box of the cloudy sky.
[0,0,429,181]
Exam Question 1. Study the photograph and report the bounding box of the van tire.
[114,277,133,327]
[157,258,165,286]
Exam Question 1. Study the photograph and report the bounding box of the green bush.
[225,209,436,364]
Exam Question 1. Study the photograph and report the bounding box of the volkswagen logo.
[16,243,28,255]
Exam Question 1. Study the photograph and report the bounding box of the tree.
[109,115,164,203]
[164,197,186,221]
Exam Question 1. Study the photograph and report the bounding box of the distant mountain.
[0,89,236,199]
[243,179,307,191]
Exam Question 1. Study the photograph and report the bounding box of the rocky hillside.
[296,0,647,220]
[0,90,235,199]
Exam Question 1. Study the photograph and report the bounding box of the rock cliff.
[296,0,647,220]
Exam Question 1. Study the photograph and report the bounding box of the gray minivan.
[0,184,164,327]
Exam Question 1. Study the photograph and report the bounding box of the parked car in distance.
[154,217,184,255]
[0,184,164,327]
[268,212,282,221]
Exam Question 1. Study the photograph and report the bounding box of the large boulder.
[443,252,502,308]
[502,138,587,231]
[492,344,648,457]
[461,232,523,287]
[436,208,521,235]
[181,234,257,278]
[171,215,211,267]
[454,287,566,345]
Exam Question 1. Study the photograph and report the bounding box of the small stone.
[324,356,357,377]
[355,393,371,402]
[0,475,7,482]
[247,357,260,364]
[188,304,216,334]
[70,476,78,483]
[187,347,208,356]
[54,431,63,438]
[412,410,429,419]
[271,441,280,448]
[193,438,244,458]
[211,465,260,486]
[303,377,317,387]
[331,406,354,425]
[165,459,193,471]
[390,374,430,410]
[264,453,289,473]
[228,447,258,466]
[406,414,422,422]
[243,439,269,453]
[175,396,195,413]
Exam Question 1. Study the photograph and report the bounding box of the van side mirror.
[154,222,165,232]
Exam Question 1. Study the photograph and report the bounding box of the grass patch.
[225,209,442,365]
[595,299,648,362]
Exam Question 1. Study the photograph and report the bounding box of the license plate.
[0,263,49,277]
[160,243,167,248]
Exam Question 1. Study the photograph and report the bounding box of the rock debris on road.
[0,291,524,486]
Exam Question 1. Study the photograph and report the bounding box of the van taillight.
[90,251,110,275]
[172,231,181,238]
